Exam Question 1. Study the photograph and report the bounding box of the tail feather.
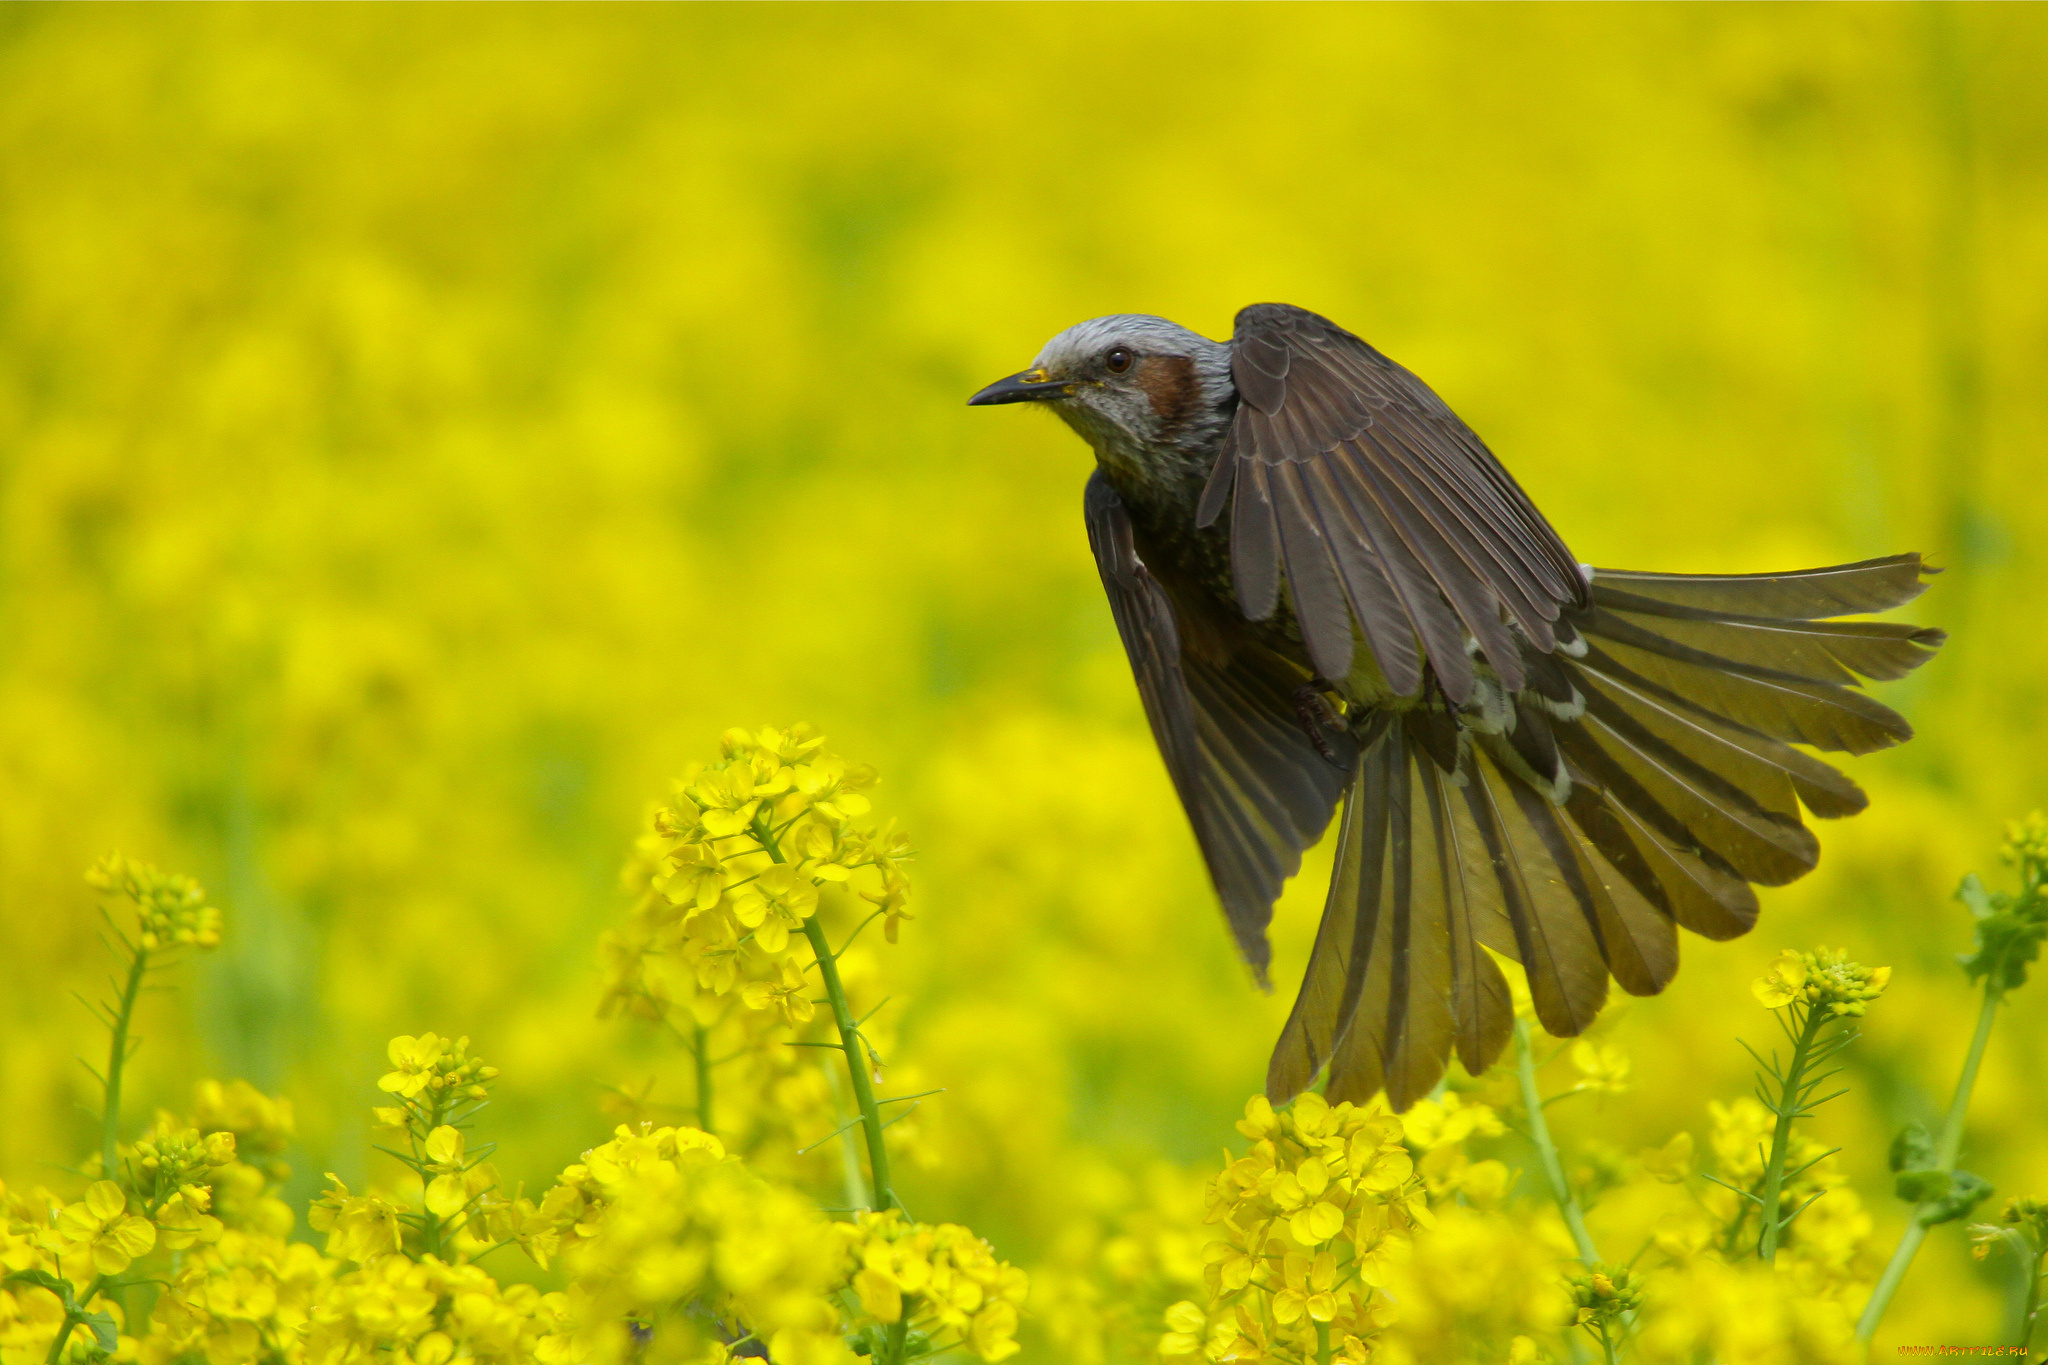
[1270,555,1940,1109]
[1417,756,1515,1078]
[1576,688,1819,885]
[1582,658,1867,820]
[1581,636,1911,755]
[1592,590,1944,686]
[1267,731,1398,1102]
[1593,553,1934,619]
[1465,758,1609,1037]
[1566,776,1759,941]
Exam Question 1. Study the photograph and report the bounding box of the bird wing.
[1085,470,1355,983]
[1198,302,1588,704]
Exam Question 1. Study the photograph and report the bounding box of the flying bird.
[970,303,1943,1111]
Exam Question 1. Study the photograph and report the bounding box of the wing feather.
[1085,471,1353,980]
[1212,303,1585,697]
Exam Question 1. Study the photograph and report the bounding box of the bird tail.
[1267,553,1944,1110]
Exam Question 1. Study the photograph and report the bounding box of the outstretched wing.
[1197,302,1588,704]
[1084,470,1354,982]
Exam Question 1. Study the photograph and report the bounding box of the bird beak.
[967,369,1073,406]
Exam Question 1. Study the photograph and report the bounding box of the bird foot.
[1292,684,1349,769]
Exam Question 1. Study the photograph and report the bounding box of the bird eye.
[1105,347,1135,374]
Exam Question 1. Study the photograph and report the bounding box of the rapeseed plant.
[4,733,1034,1365]
[4,746,2047,1361]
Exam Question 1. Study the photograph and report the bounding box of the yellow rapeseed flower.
[1752,951,1808,1009]
[86,853,223,952]
[1569,1040,1632,1096]
[1752,947,1890,1018]
[56,1180,156,1275]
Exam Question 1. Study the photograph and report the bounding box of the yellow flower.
[154,1186,225,1251]
[1639,1131,1695,1184]
[87,853,223,951]
[379,1034,449,1098]
[1752,950,1807,1009]
[191,1079,297,1156]
[865,866,914,943]
[1569,1040,1631,1095]
[795,755,877,821]
[1160,1300,1208,1357]
[425,1125,465,1170]
[1752,947,1890,1017]
[57,1181,157,1275]
[688,764,762,838]
[740,957,817,1026]
[377,1033,498,1102]
[308,1175,406,1264]
[1400,1094,1503,1150]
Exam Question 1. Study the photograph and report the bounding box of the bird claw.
[1292,684,1349,769]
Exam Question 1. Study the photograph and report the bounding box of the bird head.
[968,314,1235,475]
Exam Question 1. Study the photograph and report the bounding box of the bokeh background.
[3,2,2045,1351]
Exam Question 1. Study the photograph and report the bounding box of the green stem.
[1516,1021,1599,1266]
[1756,1002,1830,1265]
[1857,978,2002,1342]
[44,1315,74,1365]
[419,1091,449,1260]
[101,946,151,1179]
[2017,1245,2044,1350]
[879,1315,911,1365]
[750,810,896,1213]
[1314,1319,1331,1365]
[694,1021,715,1135]
[802,916,895,1213]
[42,1275,109,1365]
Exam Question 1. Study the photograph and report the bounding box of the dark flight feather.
[1202,304,1585,698]
[1084,471,1351,983]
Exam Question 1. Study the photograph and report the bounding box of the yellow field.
[2,4,2045,1357]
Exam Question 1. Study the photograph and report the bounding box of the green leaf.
[1888,1123,1936,1174]
[1,1267,70,1302]
[1894,1168,1950,1203]
[1916,1169,1993,1226]
[82,1309,120,1355]
[1956,873,1999,920]
[1955,874,2048,993]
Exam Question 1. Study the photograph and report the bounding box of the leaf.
[1915,1169,1993,1227]
[83,1309,120,1355]
[1955,873,1998,920]
[1893,1168,1950,1203]
[2,1268,71,1303]
[1954,873,2048,993]
[1888,1123,1936,1174]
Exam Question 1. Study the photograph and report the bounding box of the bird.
[968,303,1944,1112]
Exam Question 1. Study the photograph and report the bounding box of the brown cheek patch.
[1136,355,1199,437]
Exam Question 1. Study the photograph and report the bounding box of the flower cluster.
[1161,1093,1432,1365]
[1751,947,1891,1018]
[378,1033,498,1105]
[142,1231,339,1365]
[86,853,223,952]
[314,1035,503,1265]
[611,725,910,1015]
[544,1126,849,1365]
[1030,1169,1206,1365]
[838,1210,1027,1362]
[1401,1093,1510,1206]
[1628,1257,1861,1364]
[0,1073,307,1363]
[1371,1206,1574,1363]
[602,726,918,1180]
[299,1253,569,1365]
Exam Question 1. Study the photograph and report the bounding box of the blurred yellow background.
[2,3,2044,1351]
